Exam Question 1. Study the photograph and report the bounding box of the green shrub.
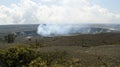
[0,46,37,67]
[29,57,47,67]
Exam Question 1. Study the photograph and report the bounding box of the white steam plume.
[37,24,88,37]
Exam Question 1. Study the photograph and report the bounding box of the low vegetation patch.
[0,45,72,67]
[0,44,120,67]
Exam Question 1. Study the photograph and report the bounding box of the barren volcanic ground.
[19,33,120,66]
[0,25,120,66]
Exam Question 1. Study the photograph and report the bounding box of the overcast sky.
[0,0,120,25]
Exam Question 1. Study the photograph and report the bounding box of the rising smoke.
[37,24,88,37]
